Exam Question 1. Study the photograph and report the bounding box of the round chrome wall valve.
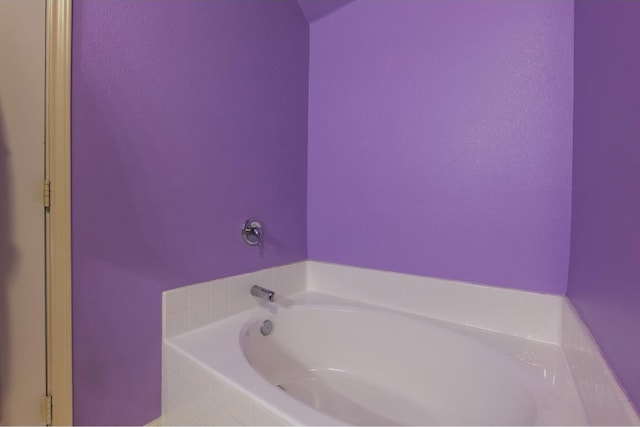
[242,219,263,246]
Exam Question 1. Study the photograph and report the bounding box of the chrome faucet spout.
[251,285,275,302]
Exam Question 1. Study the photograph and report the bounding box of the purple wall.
[307,0,574,293]
[568,0,640,410]
[71,1,308,424]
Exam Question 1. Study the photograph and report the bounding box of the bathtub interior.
[241,304,547,426]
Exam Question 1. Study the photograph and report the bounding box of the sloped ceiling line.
[296,0,356,23]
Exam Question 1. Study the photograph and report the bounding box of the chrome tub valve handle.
[242,219,263,246]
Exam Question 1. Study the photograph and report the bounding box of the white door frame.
[45,0,72,424]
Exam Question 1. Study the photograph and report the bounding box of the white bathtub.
[166,292,587,425]
[162,261,639,426]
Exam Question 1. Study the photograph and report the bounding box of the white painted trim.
[45,0,73,424]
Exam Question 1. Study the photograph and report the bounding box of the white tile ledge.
[306,261,564,344]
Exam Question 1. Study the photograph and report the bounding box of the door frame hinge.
[41,394,52,426]
[43,178,51,209]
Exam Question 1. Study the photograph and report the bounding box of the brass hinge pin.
[43,178,51,209]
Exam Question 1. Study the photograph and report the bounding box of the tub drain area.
[260,319,273,336]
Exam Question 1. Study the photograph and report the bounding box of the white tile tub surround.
[306,261,565,343]
[162,260,639,426]
[562,301,640,426]
[162,344,287,426]
[162,262,306,426]
[162,262,306,339]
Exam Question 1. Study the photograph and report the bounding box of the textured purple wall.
[71,1,308,424]
[568,0,640,410]
[307,0,574,294]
